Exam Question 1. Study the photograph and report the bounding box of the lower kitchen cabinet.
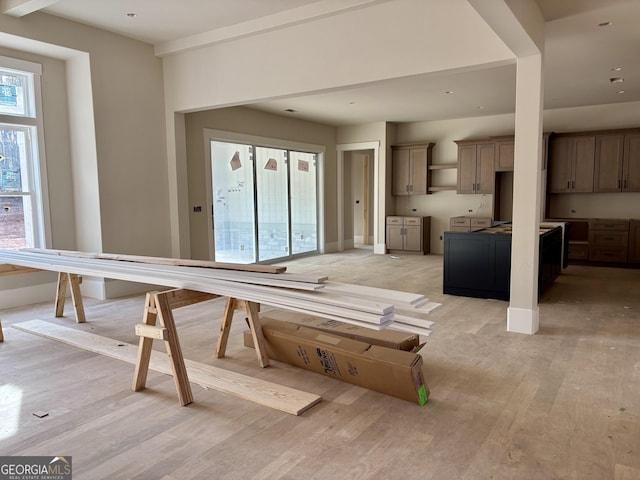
[386,216,430,255]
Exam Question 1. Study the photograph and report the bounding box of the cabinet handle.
[618,179,621,189]
[624,179,628,189]
[567,180,570,189]
[572,180,575,189]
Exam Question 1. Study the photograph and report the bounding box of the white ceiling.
[6,0,640,126]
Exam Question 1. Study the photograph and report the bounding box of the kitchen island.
[443,223,564,300]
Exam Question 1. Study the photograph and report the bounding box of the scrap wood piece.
[12,320,321,416]
[23,248,287,274]
[0,263,41,276]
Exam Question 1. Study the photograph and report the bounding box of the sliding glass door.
[210,141,256,263]
[210,140,318,263]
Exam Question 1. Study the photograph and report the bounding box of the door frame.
[336,141,383,253]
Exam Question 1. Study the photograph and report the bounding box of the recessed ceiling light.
[126,12,137,18]
[476,106,484,110]
[598,21,612,27]
[349,101,356,105]
[444,90,453,94]
[284,108,296,113]
[610,77,624,83]
[617,90,625,94]
[611,67,623,72]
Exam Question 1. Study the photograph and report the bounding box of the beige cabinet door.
[391,148,410,195]
[623,133,640,192]
[571,136,595,192]
[409,147,428,195]
[403,224,422,251]
[386,224,404,250]
[495,140,514,171]
[629,220,640,263]
[549,136,572,193]
[594,134,624,192]
[476,143,496,194]
[457,144,477,194]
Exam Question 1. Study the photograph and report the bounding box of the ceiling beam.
[1,0,59,17]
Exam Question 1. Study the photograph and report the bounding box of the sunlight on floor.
[0,384,23,440]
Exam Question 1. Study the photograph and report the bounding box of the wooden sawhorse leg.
[0,318,4,342]
[132,290,193,406]
[216,298,270,368]
[54,272,86,323]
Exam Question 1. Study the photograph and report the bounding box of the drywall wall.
[0,12,170,303]
[183,106,337,261]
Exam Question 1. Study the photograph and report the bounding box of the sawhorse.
[131,288,270,405]
[54,272,86,323]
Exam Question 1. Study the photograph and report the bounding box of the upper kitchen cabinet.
[594,134,624,192]
[623,133,640,192]
[391,143,435,195]
[548,134,595,193]
[494,137,515,172]
[456,140,495,194]
[584,130,640,193]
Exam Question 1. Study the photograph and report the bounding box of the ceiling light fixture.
[617,90,625,94]
[598,21,612,27]
[444,90,453,94]
[126,12,137,18]
[610,67,623,72]
[610,77,624,83]
[476,106,484,110]
[284,108,296,113]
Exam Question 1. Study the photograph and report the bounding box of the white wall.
[0,12,170,304]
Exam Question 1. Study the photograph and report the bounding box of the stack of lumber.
[0,249,438,336]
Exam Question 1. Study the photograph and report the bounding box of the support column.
[508,53,544,334]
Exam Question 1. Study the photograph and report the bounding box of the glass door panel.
[289,151,317,254]
[210,141,256,263]
[255,146,289,262]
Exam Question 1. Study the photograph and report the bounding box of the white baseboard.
[0,282,58,309]
[507,306,540,334]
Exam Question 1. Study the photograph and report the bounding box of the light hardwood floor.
[1,248,639,479]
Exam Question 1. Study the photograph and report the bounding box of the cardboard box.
[260,309,420,351]
[245,318,429,405]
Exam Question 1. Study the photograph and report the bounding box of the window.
[209,138,320,263]
[0,57,47,250]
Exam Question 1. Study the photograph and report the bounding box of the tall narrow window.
[0,58,46,250]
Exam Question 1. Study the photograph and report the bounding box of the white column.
[507,53,544,334]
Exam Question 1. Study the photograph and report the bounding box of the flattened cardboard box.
[245,318,429,405]
[261,309,420,351]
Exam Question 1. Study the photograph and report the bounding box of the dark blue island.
[443,224,564,301]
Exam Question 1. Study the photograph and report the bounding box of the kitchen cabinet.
[623,133,640,192]
[494,138,514,171]
[548,135,595,193]
[443,225,563,300]
[456,140,495,194]
[629,220,640,263]
[588,218,629,263]
[391,143,434,195]
[386,216,430,254]
[594,134,625,192]
[593,133,640,192]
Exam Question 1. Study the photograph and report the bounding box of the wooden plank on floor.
[12,319,321,416]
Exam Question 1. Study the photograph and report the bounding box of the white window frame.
[0,55,51,249]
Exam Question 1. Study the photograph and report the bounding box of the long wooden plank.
[13,320,321,416]
[23,248,288,274]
